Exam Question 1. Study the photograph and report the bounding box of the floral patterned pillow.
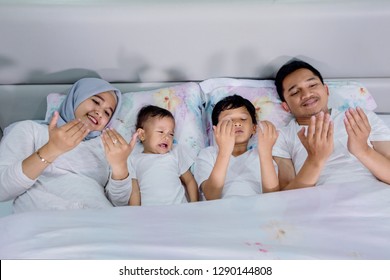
[45,82,207,157]
[44,93,66,123]
[326,80,377,111]
[112,82,207,157]
[200,78,377,148]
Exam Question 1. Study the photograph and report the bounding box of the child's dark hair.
[211,94,257,126]
[275,60,324,102]
[136,105,174,129]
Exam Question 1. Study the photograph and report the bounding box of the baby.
[128,105,198,205]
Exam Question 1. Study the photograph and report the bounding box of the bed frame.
[1,1,390,139]
[1,0,390,259]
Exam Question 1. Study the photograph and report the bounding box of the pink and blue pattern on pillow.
[326,80,377,112]
[44,93,66,123]
[112,82,207,157]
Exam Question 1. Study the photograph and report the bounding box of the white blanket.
[0,181,389,260]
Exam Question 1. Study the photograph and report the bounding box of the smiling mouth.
[302,97,319,107]
[87,114,98,126]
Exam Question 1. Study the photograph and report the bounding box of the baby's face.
[218,106,256,144]
[140,116,175,154]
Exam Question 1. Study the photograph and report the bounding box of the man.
[272,60,390,190]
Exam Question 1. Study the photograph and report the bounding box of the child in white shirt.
[128,105,198,206]
[194,94,279,200]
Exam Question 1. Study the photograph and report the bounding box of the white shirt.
[273,109,390,185]
[194,146,262,199]
[0,120,130,213]
[129,145,194,206]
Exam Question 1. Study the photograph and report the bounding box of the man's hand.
[298,111,334,164]
[344,107,371,158]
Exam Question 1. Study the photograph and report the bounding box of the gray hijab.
[57,77,122,140]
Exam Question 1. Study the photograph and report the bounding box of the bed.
[1,0,390,260]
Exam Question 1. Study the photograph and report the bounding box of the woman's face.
[74,91,117,131]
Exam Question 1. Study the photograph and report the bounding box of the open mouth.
[158,143,169,149]
[87,114,98,126]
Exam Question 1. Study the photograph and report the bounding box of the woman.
[0,78,137,213]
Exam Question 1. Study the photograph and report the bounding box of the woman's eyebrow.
[94,95,114,114]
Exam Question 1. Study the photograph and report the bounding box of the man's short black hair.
[275,60,324,102]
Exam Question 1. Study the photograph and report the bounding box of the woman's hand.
[45,111,90,158]
[102,128,138,180]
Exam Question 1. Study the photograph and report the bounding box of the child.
[128,105,198,206]
[194,94,279,200]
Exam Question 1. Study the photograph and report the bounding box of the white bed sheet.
[379,114,390,128]
[0,180,389,260]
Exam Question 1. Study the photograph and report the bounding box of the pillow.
[200,78,377,148]
[44,83,207,157]
[326,80,377,111]
[44,92,66,123]
[112,82,207,157]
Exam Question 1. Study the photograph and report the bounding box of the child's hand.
[213,119,235,156]
[102,129,138,180]
[257,121,278,155]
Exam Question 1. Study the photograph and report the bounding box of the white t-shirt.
[194,146,262,199]
[129,145,194,206]
[273,109,390,185]
[0,120,130,213]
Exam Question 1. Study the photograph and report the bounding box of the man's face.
[281,68,329,120]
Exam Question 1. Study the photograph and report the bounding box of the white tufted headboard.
[1,0,390,137]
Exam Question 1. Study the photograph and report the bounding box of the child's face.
[138,116,175,154]
[218,106,256,145]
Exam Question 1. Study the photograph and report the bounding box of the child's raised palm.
[213,119,235,156]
